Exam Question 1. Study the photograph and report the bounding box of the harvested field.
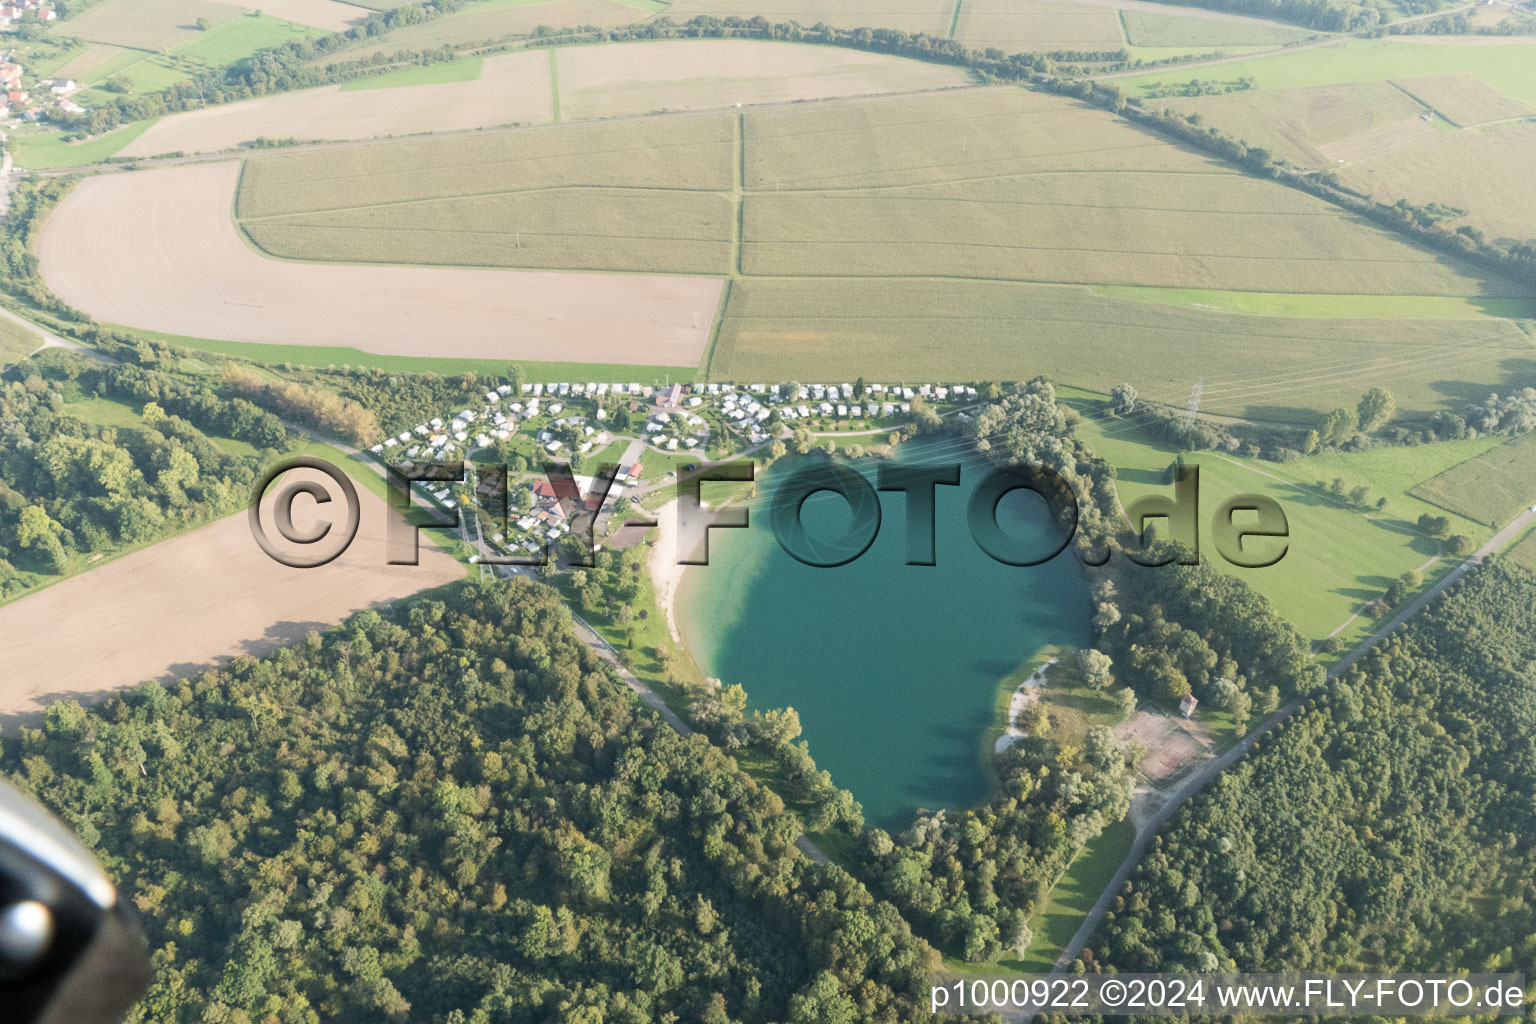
[236,113,735,215]
[1338,121,1536,242]
[1159,78,1536,241]
[1411,432,1536,527]
[708,276,1536,420]
[742,89,1501,295]
[38,162,723,365]
[53,44,127,81]
[954,0,1126,54]
[1166,81,1428,168]
[65,0,241,50]
[663,0,951,35]
[119,49,554,158]
[1390,73,1532,127]
[0,463,463,723]
[553,40,975,120]
[245,187,734,273]
[333,0,650,63]
[745,89,1222,189]
[206,0,367,31]
[740,175,1480,293]
[1118,9,1309,46]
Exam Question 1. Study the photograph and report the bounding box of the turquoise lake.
[675,440,1091,828]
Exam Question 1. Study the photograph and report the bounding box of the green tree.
[1357,387,1396,432]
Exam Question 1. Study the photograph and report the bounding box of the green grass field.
[1411,432,1536,527]
[100,324,700,382]
[1118,9,1311,47]
[340,56,486,91]
[0,317,40,369]
[1065,393,1482,643]
[1016,817,1134,973]
[173,14,330,66]
[8,120,157,171]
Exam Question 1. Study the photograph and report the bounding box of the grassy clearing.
[1065,394,1460,643]
[243,187,734,274]
[103,325,700,382]
[65,0,242,50]
[1410,432,1536,527]
[173,14,330,66]
[237,112,734,216]
[1118,10,1311,47]
[1016,817,1135,973]
[8,120,157,171]
[709,276,1533,421]
[340,56,485,91]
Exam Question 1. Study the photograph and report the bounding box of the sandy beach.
[648,497,717,643]
[994,656,1058,754]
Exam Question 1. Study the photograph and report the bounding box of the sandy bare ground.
[120,51,554,158]
[648,497,705,643]
[555,39,975,120]
[208,0,367,31]
[0,464,463,724]
[38,162,722,365]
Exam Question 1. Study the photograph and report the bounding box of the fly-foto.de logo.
[250,457,1287,571]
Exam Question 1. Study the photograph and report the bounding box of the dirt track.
[37,161,722,364]
[0,464,463,724]
[119,51,554,158]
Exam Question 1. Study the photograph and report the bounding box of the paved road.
[1045,499,1535,981]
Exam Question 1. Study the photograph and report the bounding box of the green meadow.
[1064,389,1494,643]
[1116,38,1536,105]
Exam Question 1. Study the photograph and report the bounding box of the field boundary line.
[701,278,733,383]
[549,47,561,123]
[948,0,964,39]
[238,183,735,221]
[1386,79,1463,128]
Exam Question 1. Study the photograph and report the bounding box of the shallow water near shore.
[675,438,1091,828]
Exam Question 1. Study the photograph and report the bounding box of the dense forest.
[3,580,942,1023]
[0,352,273,599]
[1095,563,1536,978]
